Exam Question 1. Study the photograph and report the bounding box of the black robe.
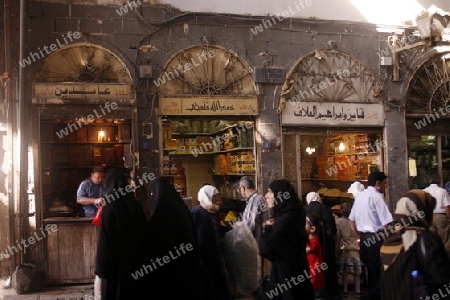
[381,228,450,300]
[96,176,205,300]
[306,201,340,298]
[258,180,314,300]
[191,204,232,300]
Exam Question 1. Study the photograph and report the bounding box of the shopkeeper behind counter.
[77,166,106,217]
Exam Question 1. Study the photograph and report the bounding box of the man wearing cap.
[349,171,393,300]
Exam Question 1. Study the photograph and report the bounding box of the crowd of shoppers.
[92,169,450,300]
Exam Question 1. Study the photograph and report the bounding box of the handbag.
[92,206,103,226]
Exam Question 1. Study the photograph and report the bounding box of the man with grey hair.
[238,176,268,243]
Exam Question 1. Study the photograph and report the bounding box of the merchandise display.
[162,118,256,204]
[283,132,383,204]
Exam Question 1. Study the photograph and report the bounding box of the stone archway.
[405,51,450,115]
[35,43,132,83]
[281,49,383,105]
[157,45,258,97]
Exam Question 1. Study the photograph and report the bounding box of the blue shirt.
[76,179,105,217]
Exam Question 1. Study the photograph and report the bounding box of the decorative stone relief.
[406,52,450,114]
[35,43,132,83]
[156,45,257,97]
[281,50,383,104]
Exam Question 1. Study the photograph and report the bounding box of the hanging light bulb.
[98,129,105,142]
[338,142,345,151]
[306,147,316,155]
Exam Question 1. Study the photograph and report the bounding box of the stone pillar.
[384,83,409,212]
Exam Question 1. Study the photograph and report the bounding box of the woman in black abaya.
[258,179,314,300]
[95,172,205,299]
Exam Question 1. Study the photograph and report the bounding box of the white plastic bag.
[94,275,102,300]
[223,221,260,294]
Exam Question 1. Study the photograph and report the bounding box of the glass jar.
[192,121,201,133]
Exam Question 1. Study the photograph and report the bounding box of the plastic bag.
[222,221,260,294]
[94,275,102,300]
[92,206,103,226]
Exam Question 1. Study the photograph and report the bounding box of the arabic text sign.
[159,97,258,115]
[33,83,134,103]
[282,102,384,126]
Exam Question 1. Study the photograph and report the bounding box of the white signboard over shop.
[281,102,384,126]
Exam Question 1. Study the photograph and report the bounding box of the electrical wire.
[132,5,417,32]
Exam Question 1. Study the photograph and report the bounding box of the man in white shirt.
[424,174,450,254]
[349,171,393,300]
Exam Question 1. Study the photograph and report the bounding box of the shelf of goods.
[408,139,437,188]
[162,120,256,177]
[161,120,256,206]
[312,134,380,181]
[40,120,131,217]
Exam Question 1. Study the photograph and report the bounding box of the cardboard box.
[77,127,88,142]
[119,124,131,141]
[52,146,68,166]
[103,147,116,167]
[69,146,85,167]
[41,123,54,142]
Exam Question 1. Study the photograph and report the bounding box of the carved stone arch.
[35,42,132,83]
[405,49,450,115]
[281,50,383,103]
[157,45,258,97]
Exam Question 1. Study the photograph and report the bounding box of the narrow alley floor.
[0,276,365,299]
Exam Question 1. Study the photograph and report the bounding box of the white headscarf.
[198,185,220,213]
[395,196,419,251]
[348,181,365,196]
[306,192,321,205]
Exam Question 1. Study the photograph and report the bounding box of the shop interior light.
[306,147,316,155]
[338,142,346,151]
[98,129,105,142]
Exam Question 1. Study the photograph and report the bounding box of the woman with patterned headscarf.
[191,184,232,300]
[380,189,450,300]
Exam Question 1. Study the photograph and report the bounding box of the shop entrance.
[405,52,450,189]
[283,129,384,206]
[154,45,258,216]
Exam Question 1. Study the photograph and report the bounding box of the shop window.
[283,131,383,206]
[161,118,255,214]
[408,135,450,189]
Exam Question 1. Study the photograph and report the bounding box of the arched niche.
[405,51,450,115]
[35,43,132,83]
[156,45,257,97]
[281,50,383,104]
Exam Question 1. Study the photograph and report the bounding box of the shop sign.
[159,97,258,115]
[282,102,384,126]
[32,83,135,104]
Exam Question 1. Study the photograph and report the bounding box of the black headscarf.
[269,179,305,217]
[103,168,128,195]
